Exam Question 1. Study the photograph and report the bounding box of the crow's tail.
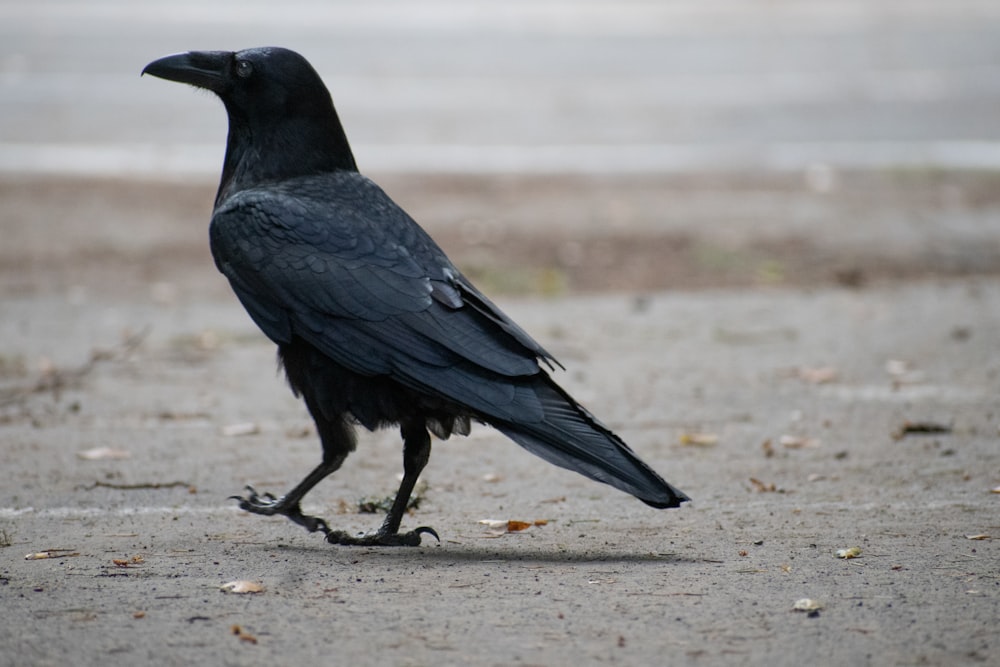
[493,377,689,508]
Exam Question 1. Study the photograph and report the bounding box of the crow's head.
[144,47,357,197]
[144,47,338,128]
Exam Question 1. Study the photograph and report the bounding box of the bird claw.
[231,486,438,545]
[230,485,330,535]
[230,485,279,511]
[414,526,440,542]
[325,525,440,547]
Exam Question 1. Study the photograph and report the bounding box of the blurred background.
[2,0,1000,296]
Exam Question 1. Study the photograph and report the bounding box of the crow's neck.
[215,113,357,207]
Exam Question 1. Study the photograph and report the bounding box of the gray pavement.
[1,2,1000,666]
[1,282,998,666]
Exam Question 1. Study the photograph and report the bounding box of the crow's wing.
[209,173,558,420]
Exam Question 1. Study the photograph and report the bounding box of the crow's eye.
[235,60,254,79]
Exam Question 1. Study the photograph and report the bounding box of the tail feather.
[493,377,689,508]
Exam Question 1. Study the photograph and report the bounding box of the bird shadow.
[267,532,705,566]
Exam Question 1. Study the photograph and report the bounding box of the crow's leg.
[232,405,355,538]
[327,419,438,547]
[232,456,344,535]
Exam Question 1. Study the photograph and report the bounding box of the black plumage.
[143,47,688,546]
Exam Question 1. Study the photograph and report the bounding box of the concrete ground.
[1,174,998,667]
[2,2,999,666]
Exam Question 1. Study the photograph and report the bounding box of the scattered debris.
[0,329,148,407]
[357,488,424,514]
[482,473,502,483]
[359,479,427,514]
[231,625,258,644]
[892,421,952,440]
[220,580,265,594]
[25,549,80,560]
[77,447,131,460]
[133,611,146,619]
[478,519,548,535]
[678,432,719,447]
[112,555,145,568]
[779,435,820,449]
[357,496,395,514]
[965,534,990,541]
[885,359,925,386]
[221,422,260,437]
[761,439,775,458]
[157,410,211,422]
[749,477,777,493]
[795,366,839,384]
[836,547,862,559]
[83,480,192,491]
[992,486,1000,495]
[793,598,823,612]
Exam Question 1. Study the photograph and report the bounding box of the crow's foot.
[325,526,439,547]
[230,485,331,535]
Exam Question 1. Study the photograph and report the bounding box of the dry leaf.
[133,611,146,619]
[793,598,823,611]
[679,432,718,447]
[761,439,775,458]
[112,554,145,567]
[25,549,80,560]
[221,422,259,437]
[836,547,862,559]
[965,534,990,541]
[77,447,131,460]
[992,486,1000,494]
[780,435,820,449]
[220,580,265,594]
[797,366,839,384]
[478,519,547,533]
[231,625,259,644]
[749,477,777,493]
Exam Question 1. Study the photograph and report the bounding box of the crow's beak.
[142,51,231,93]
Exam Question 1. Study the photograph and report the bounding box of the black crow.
[143,47,688,546]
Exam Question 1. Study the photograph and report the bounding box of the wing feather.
[209,173,556,410]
